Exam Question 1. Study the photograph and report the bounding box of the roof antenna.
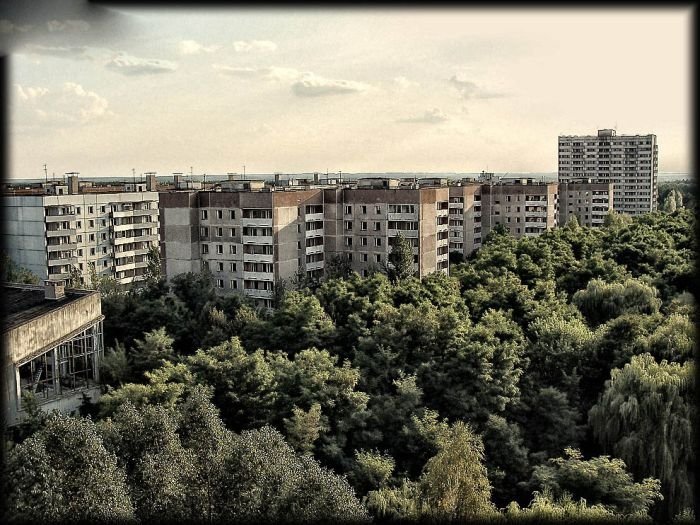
[43,163,48,185]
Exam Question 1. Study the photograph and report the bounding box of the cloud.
[47,19,91,32]
[0,19,33,33]
[212,64,301,81]
[291,73,370,97]
[396,108,449,124]
[15,82,113,125]
[450,73,506,99]
[212,65,261,77]
[26,44,94,60]
[393,76,419,90]
[105,54,178,75]
[179,39,220,55]
[233,40,277,52]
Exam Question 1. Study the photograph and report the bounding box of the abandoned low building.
[2,281,104,427]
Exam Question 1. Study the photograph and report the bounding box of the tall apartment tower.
[558,129,658,214]
[2,176,160,286]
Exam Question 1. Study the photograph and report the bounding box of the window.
[297,224,301,233]
[216,227,223,237]
[90,248,95,256]
[88,206,94,214]
[217,244,224,255]
[229,245,236,254]
[230,228,236,236]
[217,262,224,272]
[100,206,105,213]
[375,238,382,247]
[101,233,107,241]
[361,221,367,231]
[77,221,82,228]
[362,253,368,262]
[348,253,353,262]
[374,222,381,231]
[89,234,95,241]
[375,205,381,214]
[230,263,236,272]
[201,227,209,237]
[202,245,209,255]
[345,237,353,246]
[79,263,83,270]
[230,210,235,220]
[202,210,208,220]
[375,254,381,263]
[230,280,237,289]
[77,235,82,242]
[217,210,223,219]
[102,247,107,254]
[76,207,81,214]
[361,205,367,214]
[216,279,224,288]
[101,220,106,227]
[361,237,368,246]
[298,241,302,250]
[89,220,94,228]
[345,205,352,215]
[345,221,353,231]
[78,249,83,256]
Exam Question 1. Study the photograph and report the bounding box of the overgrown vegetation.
[4,202,695,523]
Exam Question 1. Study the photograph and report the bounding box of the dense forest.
[3,186,696,523]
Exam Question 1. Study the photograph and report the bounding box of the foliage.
[589,354,695,520]
[572,278,661,327]
[6,412,134,522]
[387,232,415,282]
[531,448,662,517]
[1,254,39,284]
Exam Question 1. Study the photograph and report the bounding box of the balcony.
[388,229,419,238]
[115,247,151,258]
[111,208,158,219]
[243,252,274,263]
[305,244,324,255]
[306,213,324,222]
[45,213,76,223]
[47,270,71,280]
[113,220,158,232]
[47,256,78,267]
[449,203,464,210]
[243,271,275,281]
[525,221,547,229]
[524,199,547,206]
[115,260,148,272]
[242,235,273,245]
[241,218,273,227]
[114,233,158,245]
[388,212,418,221]
[47,242,77,252]
[305,228,324,238]
[46,228,76,238]
[526,211,549,218]
[306,260,324,271]
[244,288,274,299]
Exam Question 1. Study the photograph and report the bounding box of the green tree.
[572,278,661,327]
[6,413,134,522]
[99,340,132,386]
[284,403,324,455]
[565,214,580,230]
[387,232,415,282]
[325,253,354,280]
[130,327,176,377]
[589,354,695,520]
[505,489,620,522]
[663,190,678,213]
[530,448,662,517]
[144,244,163,285]
[419,421,496,521]
[350,449,395,495]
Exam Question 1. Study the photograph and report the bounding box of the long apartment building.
[159,177,451,307]
[448,178,560,256]
[558,129,658,215]
[2,175,160,286]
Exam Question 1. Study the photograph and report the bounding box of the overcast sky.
[4,5,692,179]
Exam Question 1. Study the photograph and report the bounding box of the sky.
[3,3,692,179]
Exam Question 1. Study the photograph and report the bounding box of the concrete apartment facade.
[448,178,559,256]
[2,176,160,287]
[558,129,658,215]
[159,179,452,306]
[3,281,104,427]
[558,180,614,227]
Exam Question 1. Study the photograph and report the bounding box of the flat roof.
[2,283,98,333]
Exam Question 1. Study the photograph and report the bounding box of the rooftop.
[2,283,98,333]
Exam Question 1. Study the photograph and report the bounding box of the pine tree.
[387,232,415,282]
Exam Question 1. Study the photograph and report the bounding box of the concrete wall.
[2,196,48,279]
[3,291,102,365]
